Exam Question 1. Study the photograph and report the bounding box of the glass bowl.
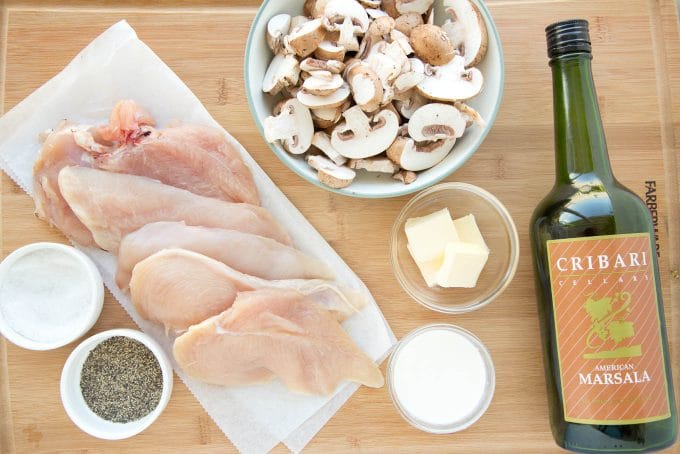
[387,323,496,433]
[390,183,519,313]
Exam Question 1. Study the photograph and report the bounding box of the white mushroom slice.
[408,103,466,141]
[262,53,300,95]
[349,157,400,174]
[410,24,456,66]
[382,41,409,73]
[307,155,356,189]
[362,40,388,61]
[323,0,369,52]
[366,8,389,19]
[264,99,314,155]
[290,15,312,30]
[266,14,292,54]
[302,71,344,96]
[396,0,435,14]
[331,106,400,159]
[284,19,326,58]
[442,0,488,67]
[394,12,423,36]
[300,57,345,74]
[390,29,414,55]
[387,137,455,171]
[348,63,384,112]
[315,40,346,61]
[417,55,483,101]
[311,104,343,129]
[394,70,425,93]
[304,0,331,18]
[368,52,402,84]
[454,101,486,127]
[297,84,351,108]
[358,0,381,8]
[394,90,428,118]
[393,169,417,184]
[312,131,348,166]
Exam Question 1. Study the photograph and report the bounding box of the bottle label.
[547,233,670,424]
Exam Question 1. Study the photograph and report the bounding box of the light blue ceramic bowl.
[245,0,504,198]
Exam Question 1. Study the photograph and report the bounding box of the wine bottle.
[530,19,678,453]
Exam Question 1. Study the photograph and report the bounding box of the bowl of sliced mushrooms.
[245,0,504,198]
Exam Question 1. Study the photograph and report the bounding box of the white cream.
[0,246,100,346]
[391,327,490,428]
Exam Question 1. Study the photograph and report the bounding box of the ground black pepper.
[80,336,163,423]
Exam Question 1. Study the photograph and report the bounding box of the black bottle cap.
[546,19,592,59]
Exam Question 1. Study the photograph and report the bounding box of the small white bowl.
[60,329,174,440]
[0,242,104,350]
[245,0,505,198]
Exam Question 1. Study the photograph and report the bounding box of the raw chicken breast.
[173,289,384,394]
[96,122,259,205]
[32,122,102,246]
[129,249,365,331]
[116,221,333,289]
[58,167,290,252]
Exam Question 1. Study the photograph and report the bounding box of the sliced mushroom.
[267,14,292,54]
[300,57,345,74]
[304,0,331,18]
[347,63,384,112]
[298,83,351,108]
[394,58,426,93]
[311,101,347,129]
[381,0,401,18]
[454,101,486,127]
[393,169,417,184]
[394,12,423,36]
[410,24,456,66]
[262,53,300,95]
[396,0,435,14]
[314,40,347,61]
[386,137,455,171]
[442,0,488,67]
[408,103,466,141]
[417,55,483,101]
[264,99,314,155]
[302,71,344,96]
[390,29,414,55]
[394,90,428,118]
[331,105,400,159]
[307,155,356,189]
[290,15,312,30]
[366,8,389,19]
[349,156,400,173]
[284,19,326,58]
[312,131,348,166]
[322,0,369,52]
[358,0,382,8]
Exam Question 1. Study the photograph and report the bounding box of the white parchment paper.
[0,21,396,453]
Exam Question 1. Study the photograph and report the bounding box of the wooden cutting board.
[1,0,679,452]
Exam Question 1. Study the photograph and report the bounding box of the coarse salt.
[0,245,101,346]
[390,326,493,430]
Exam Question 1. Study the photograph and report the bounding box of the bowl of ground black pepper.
[60,328,173,440]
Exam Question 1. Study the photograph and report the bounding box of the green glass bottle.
[530,20,677,453]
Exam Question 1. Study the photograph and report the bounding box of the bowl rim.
[244,0,505,199]
[386,323,496,433]
[60,328,174,440]
[0,242,104,351]
[390,182,520,313]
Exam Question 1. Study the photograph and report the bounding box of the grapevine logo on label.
[547,234,670,424]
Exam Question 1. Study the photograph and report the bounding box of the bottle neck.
[551,53,614,186]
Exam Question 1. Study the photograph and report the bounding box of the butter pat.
[453,214,488,251]
[436,242,489,288]
[407,244,441,287]
[405,208,459,262]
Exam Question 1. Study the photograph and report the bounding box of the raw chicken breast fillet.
[129,249,365,331]
[173,288,384,395]
[58,167,290,252]
[116,221,333,289]
[96,120,259,205]
[32,122,101,246]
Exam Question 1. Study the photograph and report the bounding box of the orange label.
[547,233,670,424]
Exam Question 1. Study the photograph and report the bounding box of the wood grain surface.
[1,0,679,453]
